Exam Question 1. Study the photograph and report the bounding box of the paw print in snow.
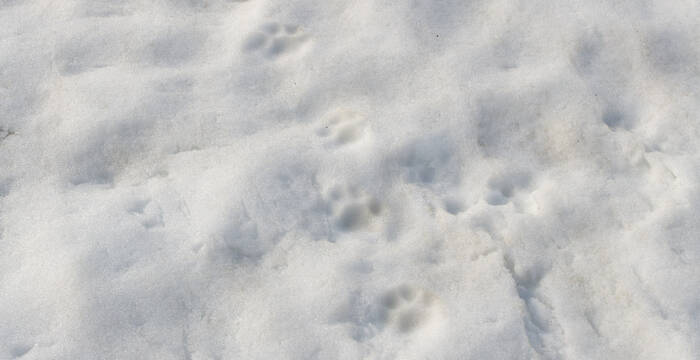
[485,171,532,206]
[316,110,367,147]
[378,285,440,333]
[243,22,308,59]
[128,199,164,229]
[325,185,383,232]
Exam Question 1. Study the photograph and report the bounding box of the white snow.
[2,0,700,359]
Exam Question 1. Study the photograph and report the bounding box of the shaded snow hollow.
[2,0,700,359]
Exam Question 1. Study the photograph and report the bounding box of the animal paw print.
[485,171,532,206]
[128,199,164,229]
[316,110,367,147]
[325,185,382,232]
[397,135,455,185]
[378,285,439,333]
[243,22,308,59]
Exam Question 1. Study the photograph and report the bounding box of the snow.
[2,0,700,359]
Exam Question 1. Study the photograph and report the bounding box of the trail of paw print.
[377,285,440,333]
[243,22,308,59]
[325,185,383,233]
[316,110,367,147]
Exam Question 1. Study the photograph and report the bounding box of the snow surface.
[2,0,700,359]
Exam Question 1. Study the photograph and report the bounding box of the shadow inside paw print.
[243,22,308,59]
[485,171,532,206]
[127,199,164,229]
[397,134,457,186]
[377,285,439,333]
[325,185,383,233]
